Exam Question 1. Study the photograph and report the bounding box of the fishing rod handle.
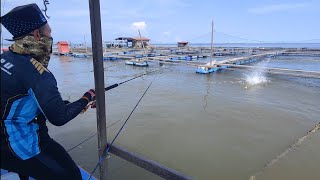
[105,83,119,91]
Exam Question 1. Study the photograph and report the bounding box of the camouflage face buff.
[10,35,53,67]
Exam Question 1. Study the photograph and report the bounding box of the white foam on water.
[244,59,270,85]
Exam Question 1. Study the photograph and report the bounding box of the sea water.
[47,53,320,180]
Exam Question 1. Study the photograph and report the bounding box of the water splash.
[244,59,270,85]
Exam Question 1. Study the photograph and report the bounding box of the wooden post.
[84,35,88,54]
[88,0,108,179]
[138,30,146,55]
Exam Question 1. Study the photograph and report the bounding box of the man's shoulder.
[1,51,52,79]
[1,51,32,69]
[1,51,30,76]
[1,50,30,61]
[29,58,50,75]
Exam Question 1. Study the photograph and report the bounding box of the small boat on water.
[1,167,97,180]
[103,56,118,61]
[73,53,88,58]
[125,60,148,67]
[125,61,135,65]
[196,66,220,74]
[135,61,149,66]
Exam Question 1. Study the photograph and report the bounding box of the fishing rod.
[103,69,161,92]
[87,70,161,180]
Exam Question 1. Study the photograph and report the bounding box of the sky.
[1,0,320,44]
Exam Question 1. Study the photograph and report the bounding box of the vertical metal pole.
[210,20,214,66]
[88,0,108,179]
[84,35,88,54]
[1,0,5,53]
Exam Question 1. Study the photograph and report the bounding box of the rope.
[87,70,161,180]
[66,119,123,153]
[67,133,97,153]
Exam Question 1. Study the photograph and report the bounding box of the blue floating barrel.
[185,56,192,61]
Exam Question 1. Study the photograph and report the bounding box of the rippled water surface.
[47,54,320,180]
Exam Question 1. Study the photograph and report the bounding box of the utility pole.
[210,20,214,66]
[138,30,146,55]
[84,35,88,54]
[88,0,108,179]
[211,20,213,61]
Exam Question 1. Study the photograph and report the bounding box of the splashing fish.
[244,59,270,85]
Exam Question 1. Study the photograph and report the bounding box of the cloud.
[131,21,147,30]
[248,3,310,14]
[163,31,171,36]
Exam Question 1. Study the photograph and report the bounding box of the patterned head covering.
[1,3,47,39]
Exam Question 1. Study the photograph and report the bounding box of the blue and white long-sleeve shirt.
[1,50,88,160]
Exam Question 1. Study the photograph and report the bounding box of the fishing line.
[87,70,161,180]
[249,123,320,180]
[66,119,123,153]
[66,69,163,153]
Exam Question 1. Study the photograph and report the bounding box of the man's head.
[1,3,53,67]
[1,3,49,40]
[31,23,52,41]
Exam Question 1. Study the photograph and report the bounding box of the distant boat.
[73,53,88,58]
[103,57,118,61]
[192,55,198,59]
[125,60,148,67]
[196,66,219,74]
[196,59,219,74]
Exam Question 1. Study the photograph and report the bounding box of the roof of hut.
[114,37,150,41]
[177,41,189,44]
[115,37,133,41]
[57,41,69,45]
[132,37,150,41]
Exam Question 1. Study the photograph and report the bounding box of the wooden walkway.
[217,64,320,79]
[100,49,320,78]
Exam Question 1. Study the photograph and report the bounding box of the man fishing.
[1,3,95,180]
